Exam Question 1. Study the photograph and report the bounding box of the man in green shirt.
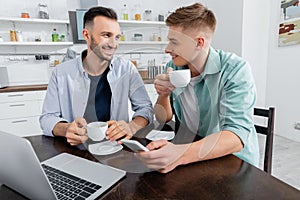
[136,3,259,173]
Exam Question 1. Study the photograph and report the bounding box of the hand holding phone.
[121,139,149,152]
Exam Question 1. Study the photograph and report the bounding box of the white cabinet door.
[0,91,38,103]
[0,116,42,137]
[0,100,41,119]
[0,90,46,137]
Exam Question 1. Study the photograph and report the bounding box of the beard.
[89,35,115,62]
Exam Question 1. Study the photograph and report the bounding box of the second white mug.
[169,69,191,88]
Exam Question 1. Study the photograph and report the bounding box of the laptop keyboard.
[42,164,102,200]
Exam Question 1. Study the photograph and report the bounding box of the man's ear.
[196,37,205,49]
[82,28,90,41]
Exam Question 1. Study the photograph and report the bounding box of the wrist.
[128,121,140,135]
[53,122,71,137]
[179,143,196,165]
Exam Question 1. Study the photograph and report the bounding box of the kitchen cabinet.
[0,17,73,54]
[116,20,168,53]
[115,20,169,84]
[0,90,46,137]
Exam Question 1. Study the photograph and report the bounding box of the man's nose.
[165,43,172,54]
[108,38,118,48]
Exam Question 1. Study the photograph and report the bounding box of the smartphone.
[121,139,149,152]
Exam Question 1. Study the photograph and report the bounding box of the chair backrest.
[254,107,275,174]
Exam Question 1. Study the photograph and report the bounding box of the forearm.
[129,116,149,134]
[154,95,173,123]
[52,122,71,137]
[180,130,243,165]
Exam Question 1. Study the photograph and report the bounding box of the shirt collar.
[78,49,114,77]
[201,47,221,77]
[172,47,221,97]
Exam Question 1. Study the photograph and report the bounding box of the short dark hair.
[83,6,118,29]
[166,3,216,33]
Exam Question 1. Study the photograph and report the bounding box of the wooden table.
[1,127,300,199]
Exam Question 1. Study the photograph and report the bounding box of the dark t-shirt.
[83,67,111,123]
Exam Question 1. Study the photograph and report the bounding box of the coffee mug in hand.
[86,121,108,141]
[169,69,191,87]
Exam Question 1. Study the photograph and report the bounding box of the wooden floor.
[258,134,300,190]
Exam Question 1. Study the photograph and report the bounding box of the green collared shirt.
[168,47,259,166]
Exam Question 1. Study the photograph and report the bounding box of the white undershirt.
[179,75,201,134]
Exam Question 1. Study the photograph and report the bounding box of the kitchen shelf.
[0,17,71,54]
[0,42,73,46]
[119,41,168,45]
[143,79,155,84]
[118,20,165,27]
[0,17,69,24]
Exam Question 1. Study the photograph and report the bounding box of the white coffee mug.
[86,121,108,141]
[169,69,191,87]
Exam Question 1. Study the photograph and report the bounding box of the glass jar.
[59,35,65,42]
[52,28,59,42]
[133,4,141,21]
[35,35,41,42]
[158,12,164,22]
[152,33,159,41]
[16,31,23,42]
[133,33,143,41]
[120,32,125,41]
[10,30,17,42]
[38,3,49,19]
[21,12,30,18]
[144,10,152,21]
[122,4,129,20]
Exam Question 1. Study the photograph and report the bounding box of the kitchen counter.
[0,84,48,93]
[0,79,154,93]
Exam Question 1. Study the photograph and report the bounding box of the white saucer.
[88,141,123,155]
[146,130,175,141]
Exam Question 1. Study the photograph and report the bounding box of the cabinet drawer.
[35,90,47,100]
[0,116,42,137]
[0,91,39,103]
[0,101,41,119]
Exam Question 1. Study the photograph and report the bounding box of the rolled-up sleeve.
[130,73,153,123]
[219,61,256,145]
[129,67,154,124]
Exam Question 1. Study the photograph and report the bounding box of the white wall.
[242,0,270,108]
[201,0,270,108]
[98,0,195,21]
[201,0,243,56]
[266,0,300,142]
[0,0,70,19]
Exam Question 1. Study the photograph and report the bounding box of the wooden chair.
[254,107,275,174]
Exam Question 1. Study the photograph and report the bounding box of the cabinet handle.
[9,104,25,107]
[11,120,28,123]
[7,94,24,97]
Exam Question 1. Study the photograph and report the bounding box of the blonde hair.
[166,3,216,33]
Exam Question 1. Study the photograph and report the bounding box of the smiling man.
[40,6,153,146]
[136,3,259,173]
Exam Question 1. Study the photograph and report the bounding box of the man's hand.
[136,140,190,173]
[154,67,175,97]
[65,117,88,146]
[106,120,134,142]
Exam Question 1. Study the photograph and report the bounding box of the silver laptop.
[0,131,126,200]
